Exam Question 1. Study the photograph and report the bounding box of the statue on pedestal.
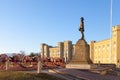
[66,17,93,69]
[79,17,84,40]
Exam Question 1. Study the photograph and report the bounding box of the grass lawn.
[0,71,65,80]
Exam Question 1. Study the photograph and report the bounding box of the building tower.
[64,41,72,63]
[90,41,96,62]
[40,43,49,58]
[44,44,49,58]
[112,25,120,66]
[58,42,64,59]
[40,43,45,59]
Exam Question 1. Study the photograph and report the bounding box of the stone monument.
[66,17,93,69]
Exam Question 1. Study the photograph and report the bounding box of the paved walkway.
[51,68,120,80]
[24,68,120,80]
[46,69,83,80]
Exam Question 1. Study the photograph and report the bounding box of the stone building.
[90,25,120,66]
[40,25,120,66]
[40,41,73,62]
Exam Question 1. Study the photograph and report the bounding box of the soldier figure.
[79,17,84,40]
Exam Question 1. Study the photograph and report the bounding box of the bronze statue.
[79,17,84,39]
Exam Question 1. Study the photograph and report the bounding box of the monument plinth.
[66,17,93,69]
[70,39,92,64]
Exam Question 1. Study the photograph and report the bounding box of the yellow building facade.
[40,41,73,62]
[90,25,120,66]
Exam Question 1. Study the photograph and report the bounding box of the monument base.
[66,39,93,69]
[66,64,96,69]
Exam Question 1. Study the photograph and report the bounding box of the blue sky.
[0,0,120,54]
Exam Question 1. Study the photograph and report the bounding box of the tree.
[29,52,39,57]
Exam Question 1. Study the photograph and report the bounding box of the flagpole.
[110,0,112,63]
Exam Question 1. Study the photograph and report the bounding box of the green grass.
[0,71,65,80]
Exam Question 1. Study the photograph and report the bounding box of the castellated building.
[40,25,120,66]
[40,41,73,62]
[90,25,120,66]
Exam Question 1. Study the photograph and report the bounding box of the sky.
[0,0,120,54]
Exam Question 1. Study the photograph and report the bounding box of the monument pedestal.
[66,64,95,69]
[66,39,93,69]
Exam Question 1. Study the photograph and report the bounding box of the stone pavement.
[43,69,83,80]
[50,68,120,80]
[24,68,120,80]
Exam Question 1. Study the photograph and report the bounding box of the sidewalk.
[52,68,120,80]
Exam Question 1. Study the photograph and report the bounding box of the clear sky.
[0,0,120,54]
